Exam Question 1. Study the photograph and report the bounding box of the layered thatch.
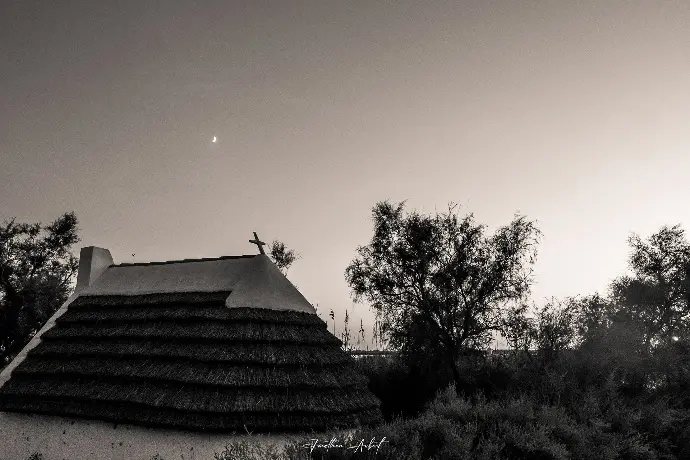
[0,292,382,433]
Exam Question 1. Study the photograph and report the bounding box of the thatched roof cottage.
[0,244,382,460]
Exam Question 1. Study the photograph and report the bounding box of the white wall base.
[0,411,312,460]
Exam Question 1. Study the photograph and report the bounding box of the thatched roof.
[0,254,382,433]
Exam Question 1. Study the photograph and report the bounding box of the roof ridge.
[114,254,258,267]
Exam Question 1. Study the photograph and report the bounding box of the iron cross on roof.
[249,232,266,255]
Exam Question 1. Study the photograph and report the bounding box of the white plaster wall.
[225,256,316,314]
[0,412,310,460]
[76,255,317,314]
[79,258,255,296]
[74,247,114,295]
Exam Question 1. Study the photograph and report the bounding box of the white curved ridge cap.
[79,257,256,296]
[225,255,316,314]
[78,254,316,314]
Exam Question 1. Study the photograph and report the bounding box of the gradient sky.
[2,1,689,348]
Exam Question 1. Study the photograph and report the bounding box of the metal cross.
[249,231,266,255]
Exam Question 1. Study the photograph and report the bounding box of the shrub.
[213,441,286,460]
[355,354,451,420]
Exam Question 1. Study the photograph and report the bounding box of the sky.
[2,1,689,349]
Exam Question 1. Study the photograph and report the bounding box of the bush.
[313,384,690,460]
[213,441,286,460]
[355,355,451,420]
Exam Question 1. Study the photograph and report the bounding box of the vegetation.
[268,240,300,276]
[608,225,690,351]
[10,203,690,459]
[319,206,690,459]
[345,200,541,395]
[0,212,80,368]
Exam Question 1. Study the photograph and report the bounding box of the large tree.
[609,225,690,351]
[345,200,541,394]
[0,212,80,366]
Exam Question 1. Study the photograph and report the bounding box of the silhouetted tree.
[268,240,300,276]
[570,293,616,347]
[609,225,690,351]
[345,200,541,395]
[500,301,535,353]
[531,298,578,368]
[0,212,80,366]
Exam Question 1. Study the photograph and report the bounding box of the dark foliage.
[609,225,690,351]
[346,200,541,395]
[0,212,80,367]
[268,240,300,276]
[354,355,452,421]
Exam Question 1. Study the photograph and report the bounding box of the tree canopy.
[345,200,541,393]
[608,225,690,351]
[268,240,300,275]
[0,212,80,366]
